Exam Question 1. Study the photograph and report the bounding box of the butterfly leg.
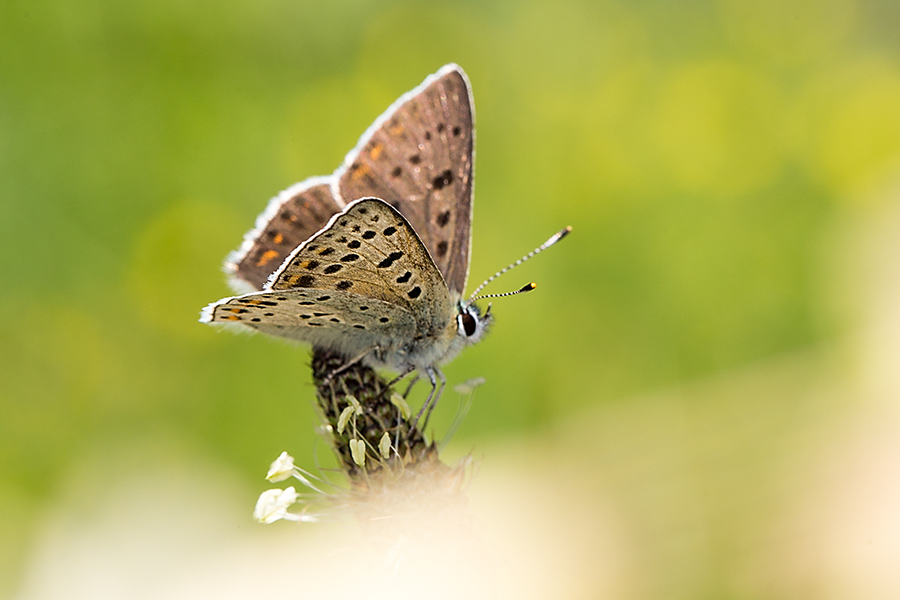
[387,366,417,391]
[400,373,420,399]
[411,367,446,432]
[421,368,447,430]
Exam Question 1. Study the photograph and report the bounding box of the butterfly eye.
[458,311,478,337]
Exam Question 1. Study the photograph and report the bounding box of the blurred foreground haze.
[2,0,900,598]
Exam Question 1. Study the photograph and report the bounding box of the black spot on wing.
[432,170,453,190]
[377,251,403,268]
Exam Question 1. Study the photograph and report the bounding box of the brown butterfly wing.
[267,198,452,335]
[226,179,342,291]
[202,199,453,362]
[335,65,474,298]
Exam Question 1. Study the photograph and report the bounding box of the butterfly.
[201,64,569,419]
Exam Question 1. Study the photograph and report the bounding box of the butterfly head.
[448,225,572,354]
[455,300,492,346]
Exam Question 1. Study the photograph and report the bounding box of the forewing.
[267,198,453,335]
[226,178,343,291]
[335,64,474,298]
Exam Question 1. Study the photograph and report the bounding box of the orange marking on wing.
[369,143,383,160]
[256,249,279,267]
[351,162,371,181]
[389,123,404,136]
[220,314,240,321]
[273,233,283,244]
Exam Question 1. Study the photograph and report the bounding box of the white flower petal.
[253,486,299,524]
[337,406,355,435]
[265,451,295,482]
[350,439,366,467]
[389,393,410,419]
[379,432,392,459]
[453,377,486,395]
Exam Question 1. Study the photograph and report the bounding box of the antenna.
[472,282,536,302]
[467,226,572,303]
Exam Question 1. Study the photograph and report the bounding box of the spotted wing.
[200,286,419,357]
[202,198,454,343]
[335,64,474,299]
[225,178,343,291]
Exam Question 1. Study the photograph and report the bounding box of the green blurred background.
[3,0,900,597]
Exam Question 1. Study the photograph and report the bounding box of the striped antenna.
[472,282,536,302]
[468,226,572,303]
